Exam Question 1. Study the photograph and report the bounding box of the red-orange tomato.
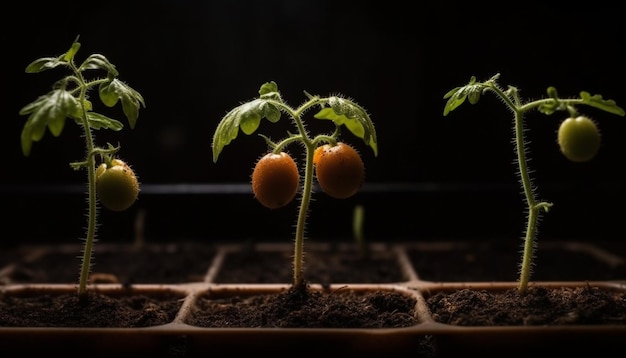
[314,142,364,199]
[313,146,324,166]
[251,152,300,209]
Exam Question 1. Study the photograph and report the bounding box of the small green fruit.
[96,159,140,211]
[557,116,601,162]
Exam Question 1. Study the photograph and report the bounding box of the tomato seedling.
[443,73,624,293]
[212,81,377,289]
[18,36,145,298]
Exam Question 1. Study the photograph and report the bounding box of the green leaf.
[442,76,489,116]
[99,79,145,128]
[18,89,79,156]
[79,54,119,76]
[212,98,281,162]
[24,57,67,73]
[579,91,626,117]
[20,126,34,157]
[314,97,378,156]
[259,81,278,96]
[442,86,467,116]
[63,40,81,62]
[85,112,124,130]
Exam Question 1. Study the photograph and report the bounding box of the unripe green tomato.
[557,116,601,162]
[96,159,140,211]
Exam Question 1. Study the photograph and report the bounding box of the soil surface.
[1,242,218,284]
[1,240,625,356]
[408,240,626,282]
[187,284,418,328]
[0,290,183,327]
[427,285,626,326]
[214,244,407,284]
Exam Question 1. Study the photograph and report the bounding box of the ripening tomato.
[314,142,364,199]
[96,159,140,211]
[313,145,324,166]
[557,116,601,162]
[251,152,300,209]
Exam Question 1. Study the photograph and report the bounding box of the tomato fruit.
[314,142,364,199]
[557,116,601,162]
[96,159,140,211]
[251,152,300,209]
[313,145,324,166]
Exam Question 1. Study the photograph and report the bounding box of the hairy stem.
[513,109,538,294]
[293,142,315,287]
[72,63,98,299]
[274,98,323,288]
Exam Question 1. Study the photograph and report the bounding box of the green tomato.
[557,116,601,162]
[96,159,140,211]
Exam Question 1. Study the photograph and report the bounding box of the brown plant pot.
[1,240,625,356]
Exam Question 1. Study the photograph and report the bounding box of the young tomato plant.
[212,81,377,289]
[443,73,624,293]
[18,36,145,299]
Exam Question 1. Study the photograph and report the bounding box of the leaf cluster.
[212,81,378,162]
[18,38,145,156]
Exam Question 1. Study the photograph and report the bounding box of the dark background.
[1,1,624,244]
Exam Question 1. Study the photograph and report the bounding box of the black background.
[1,1,624,243]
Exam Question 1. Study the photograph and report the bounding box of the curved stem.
[293,141,315,287]
[513,109,536,294]
[512,108,553,293]
[273,98,323,288]
[72,63,98,299]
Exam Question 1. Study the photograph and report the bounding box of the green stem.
[271,98,323,288]
[293,142,315,287]
[513,109,537,294]
[487,83,554,293]
[72,64,98,299]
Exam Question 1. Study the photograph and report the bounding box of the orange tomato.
[251,152,300,209]
[314,142,364,199]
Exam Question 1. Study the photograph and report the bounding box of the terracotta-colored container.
[1,240,624,356]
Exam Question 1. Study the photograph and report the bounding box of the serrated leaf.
[443,89,467,116]
[259,81,278,95]
[580,91,626,116]
[99,79,122,107]
[85,112,124,130]
[79,54,119,76]
[239,106,262,135]
[99,79,145,128]
[18,89,78,155]
[212,98,282,162]
[443,76,488,116]
[121,93,140,129]
[24,57,67,73]
[314,97,378,156]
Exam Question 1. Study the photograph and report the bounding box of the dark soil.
[187,284,418,328]
[1,242,217,284]
[214,244,407,284]
[427,285,626,326]
[0,290,183,327]
[0,242,418,331]
[1,242,407,284]
[1,241,625,356]
[408,240,626,282]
